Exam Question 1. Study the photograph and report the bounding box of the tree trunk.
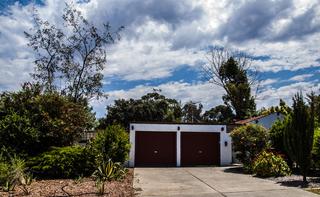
[303,174,307,182]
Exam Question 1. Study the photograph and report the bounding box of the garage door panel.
[135,131,176,167]
[181,132,220,166]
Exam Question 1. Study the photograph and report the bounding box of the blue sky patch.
[0,0,43,12]
[103,65,204,91]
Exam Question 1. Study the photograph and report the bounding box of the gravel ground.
[267,174,320,189]
[228,165,320,189]
[0,169,134,197]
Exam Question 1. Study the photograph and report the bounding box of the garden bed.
[0,169,134,197]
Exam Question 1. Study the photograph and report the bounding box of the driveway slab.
[134,166,318,197]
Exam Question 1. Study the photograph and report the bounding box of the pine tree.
[284,92,315,182]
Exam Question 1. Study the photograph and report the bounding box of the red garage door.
[181,132,220,166]
[135,131,176,167]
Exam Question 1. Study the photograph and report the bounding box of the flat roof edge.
[129,121,227,125]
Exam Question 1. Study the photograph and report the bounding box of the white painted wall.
[129,123,232,167]
[249,113,285,129]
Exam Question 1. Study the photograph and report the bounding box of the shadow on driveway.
[134,166,319,197]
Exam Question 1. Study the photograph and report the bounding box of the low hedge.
[28,146,95,178]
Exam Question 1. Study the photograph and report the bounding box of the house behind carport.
[234,112,285,129]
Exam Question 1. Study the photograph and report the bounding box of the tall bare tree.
[203,47,259,119]
[24,9,64,92]
[25,4,123,102]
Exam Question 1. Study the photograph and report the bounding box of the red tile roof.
[234,114,269,125]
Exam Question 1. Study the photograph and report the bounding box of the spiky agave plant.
[93,159,125,182]
[2,179,16,192]
[92,159,126,195]
[19,173,33,195]
[95,179,105,196]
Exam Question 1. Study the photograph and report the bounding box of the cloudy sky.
[0,0,319,117]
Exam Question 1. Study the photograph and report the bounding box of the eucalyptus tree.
[182,101,203,123]
[99,92,182,129]
[203,105,234,124]
[203,47,258,119]
[25,4,123,102]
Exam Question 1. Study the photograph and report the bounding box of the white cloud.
[0,3,35,90]
[256,81,320,109]
[260,78,279,86]
[1,0,320,85]
[107,81,225,108]
[105,37,205,81]
[232,35,320,73]
[0,0,320,117]
[289,74,313,82]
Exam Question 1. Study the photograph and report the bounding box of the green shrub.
[0,157,10,187]
[0,113,39,158]
[270,119,286,152]
[90,125,130,164]
[230,124,269,171]
[312,127,320,168]
[28,146,94,178]
[0,155,32,193]
[0,83,95,157]
[253,151,291,177]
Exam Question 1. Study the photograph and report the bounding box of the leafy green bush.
[0,156,10,187]
[230,124,269,171]
[0,83,95,157]
[0,113,39,157]
[90,125,130,164]
[269,119,292,166]
[270,119,286,152]
[312,127,320,168]
[28,146,94,178]
[253,151,291,177]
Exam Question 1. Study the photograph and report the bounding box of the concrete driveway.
[134,167,318,197]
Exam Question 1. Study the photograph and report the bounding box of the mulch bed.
[0,169,134,197]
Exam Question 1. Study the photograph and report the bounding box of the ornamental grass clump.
[0,155,33,194]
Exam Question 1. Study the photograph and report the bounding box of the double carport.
[129,123,232,167]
